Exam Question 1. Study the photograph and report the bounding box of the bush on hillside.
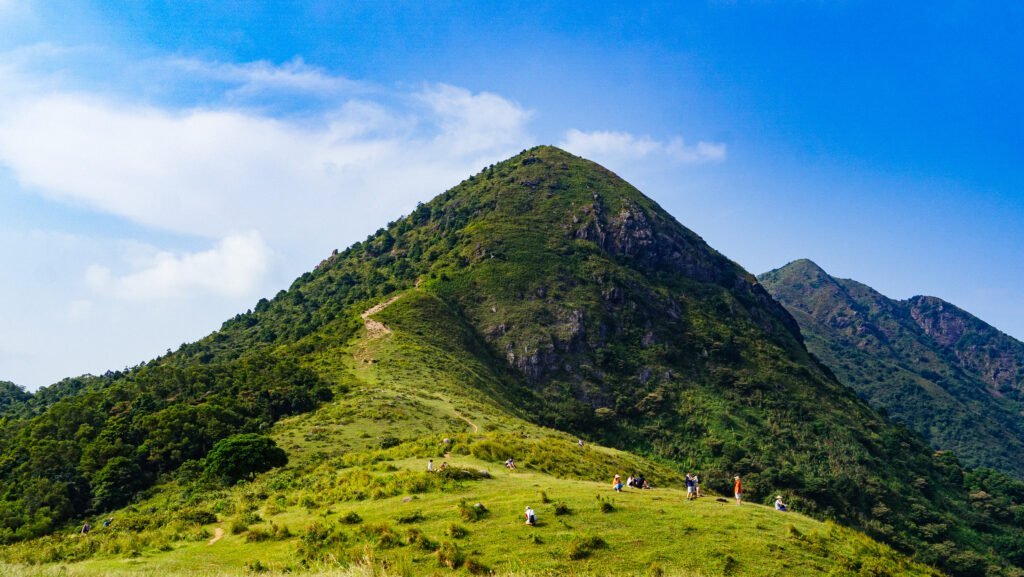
[203,434,287,485]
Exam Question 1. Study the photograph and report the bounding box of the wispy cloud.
[559,129,726,165]
[167,56,373,100]
[84,232,271,300]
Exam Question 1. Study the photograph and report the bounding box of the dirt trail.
[457,413,480,433]
[361,294,403,339]
[208,527,224,545]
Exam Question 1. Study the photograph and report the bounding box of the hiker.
[81,521,91,535]
[427,459,434,472]
[613,474,623,492]
[734,476,742,505]
[685,474,696,500]
[694,474,702,498]
[524,506,537,525]
[505,457,516,470]
[102,517,113,528]
[775,496,788,512]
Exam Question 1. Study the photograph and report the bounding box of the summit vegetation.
[1,147,1023,575]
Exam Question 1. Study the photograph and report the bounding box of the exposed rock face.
[907,296,1024,394]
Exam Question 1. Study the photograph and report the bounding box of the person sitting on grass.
[505,457,516,470]
[775,495,788,512]
[440,461,448,471]
[525,506,537,525]
[613,474,624,492]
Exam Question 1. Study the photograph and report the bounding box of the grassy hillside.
[759,259,1024,478]
[0,294,938,576]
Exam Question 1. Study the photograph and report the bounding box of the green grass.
[0,466,938,576]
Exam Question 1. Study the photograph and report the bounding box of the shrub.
[396,510,425,524]
[437,541,464,569]
[245,526,274,542]
[568,536,608,560]
[298,523,349,563]
[446,524,468,539]
[554,502,571,516]
[360,523,401,549]
[601,501,615,513]
[406,528,438,551]
[341,511,363,524]
[465,557,492,575]
[457,500,488,522]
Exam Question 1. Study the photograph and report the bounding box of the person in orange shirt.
[733,475,742,505]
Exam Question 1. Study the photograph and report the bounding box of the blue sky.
[0,1,1021,389]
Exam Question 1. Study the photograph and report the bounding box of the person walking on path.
[733,476,742,505]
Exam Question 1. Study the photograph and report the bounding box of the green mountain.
[759,259,1024,478]
[2,148,1024,576]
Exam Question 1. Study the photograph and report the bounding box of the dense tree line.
[0,352,330,542]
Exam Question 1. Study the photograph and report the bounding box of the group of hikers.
[612,473,651,492]
[426,459,449,472]
[421,438,789,528]
[80,517,113,535]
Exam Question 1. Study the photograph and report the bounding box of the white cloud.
[419,84,534,155]
[559,129,726,165]
[168,56,371,98]
[0,72,535,253]
[84,232,271,300]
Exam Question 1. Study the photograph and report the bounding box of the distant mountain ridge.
[760,258,1024,478]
